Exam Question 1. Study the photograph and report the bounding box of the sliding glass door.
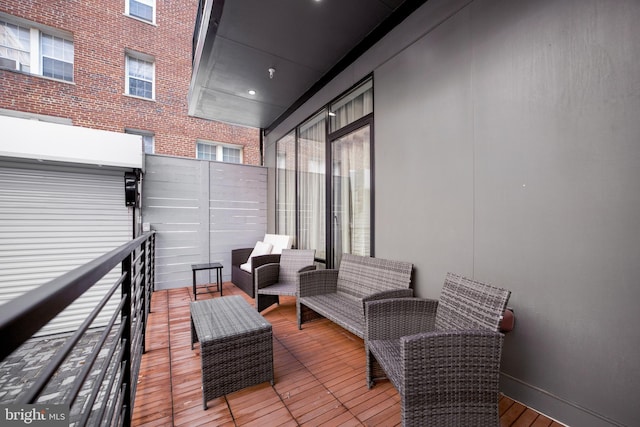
[275,77,373,268]
[331,124,371,267]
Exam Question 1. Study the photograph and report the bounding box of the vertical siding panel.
[142,155,267,290]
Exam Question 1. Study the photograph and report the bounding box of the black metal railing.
[0,231,156,427]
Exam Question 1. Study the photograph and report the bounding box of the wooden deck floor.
[132,283,562,427]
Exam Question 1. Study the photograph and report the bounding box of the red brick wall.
[0,0,261,165]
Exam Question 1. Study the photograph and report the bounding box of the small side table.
[192,262,223,300]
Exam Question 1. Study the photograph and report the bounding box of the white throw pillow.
[240,241,273,272]
[263,234,293,255]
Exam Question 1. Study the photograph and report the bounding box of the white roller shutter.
[0,159,132,336]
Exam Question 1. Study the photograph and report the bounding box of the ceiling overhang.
[188,0,428,130]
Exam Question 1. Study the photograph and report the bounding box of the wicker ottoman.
[190,295,274,409]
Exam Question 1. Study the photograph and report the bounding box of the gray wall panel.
[471,0,640,424]
[143,156,208,290]
[375,4,475,299]
[143,155,267,290]
[264,0,639,425]
[375,1,640,425]
[209,161,268,281]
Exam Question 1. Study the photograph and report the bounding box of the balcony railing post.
[141,240,147,354]
[121,252,133,427]
[150,232,156,293]
[141,233,154,354]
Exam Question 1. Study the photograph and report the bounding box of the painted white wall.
[264,0,640,425]
[0,115,143,169]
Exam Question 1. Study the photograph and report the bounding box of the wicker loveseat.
[365,272,511,427]
[297,254,413,338]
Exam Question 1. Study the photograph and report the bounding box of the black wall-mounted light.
[124,172,138,206]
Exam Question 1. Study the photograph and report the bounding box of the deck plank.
[132,282,556,426]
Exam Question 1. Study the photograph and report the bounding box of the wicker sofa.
[297,254,413,338]
[231,234,292,298]
[365,272,511,427]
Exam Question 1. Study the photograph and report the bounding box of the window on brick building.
[222,146,241,163]
[41,34,74,82]
[196,142,216,161]
[125,53,154,100]
[126,129,154,154]
[0,16,74,82]
[126,0,156,24]
[0,20,30,72]
[142,134,154,154]
[196,141,243,164]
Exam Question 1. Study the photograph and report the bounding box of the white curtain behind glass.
[330,81,373,132]
[330,82,373,262]
[276,132,296,244]
[333,126,370,261]
[299,116,326,260]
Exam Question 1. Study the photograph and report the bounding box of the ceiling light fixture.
[248,89,256,95]
[268,68,276,79]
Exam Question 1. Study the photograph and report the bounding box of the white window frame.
[0,13,73,82]
[125,51,155,100]
[222,145,242,163]
[125,0,156,24]
[40,33,74,82]
[196,140,243,164]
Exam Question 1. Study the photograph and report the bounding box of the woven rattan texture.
[335,254,413,299]
[365,274,511,426]
[190,296,273,408]
[435,272,510,331]
[297,255,413,338]
[255,249,315,312]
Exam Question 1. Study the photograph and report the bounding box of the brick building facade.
[0,0,261,165]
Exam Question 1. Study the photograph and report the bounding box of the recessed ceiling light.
[248,90,256,95]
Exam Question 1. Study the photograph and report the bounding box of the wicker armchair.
[365,272,511,427]
[231,234,293,298]
[254,249,316,312]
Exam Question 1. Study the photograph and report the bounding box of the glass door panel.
[331,125,371,267]
[299,114,326,261]
[276,132,296,242]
